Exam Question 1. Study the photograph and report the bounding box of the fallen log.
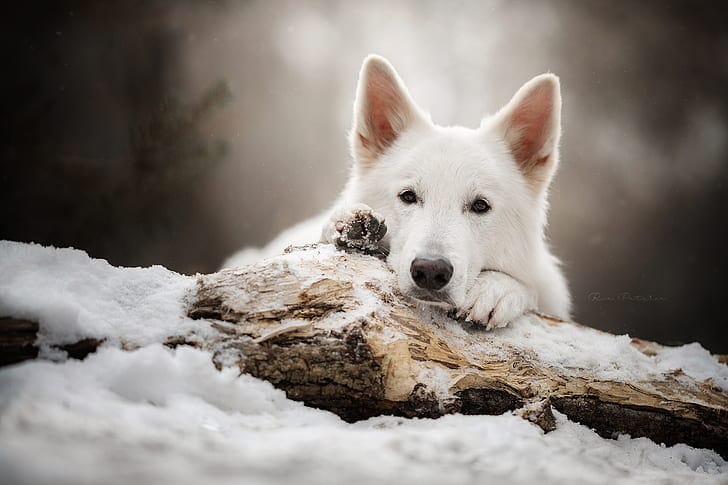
[1,244,726,457]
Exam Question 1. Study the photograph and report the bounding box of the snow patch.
[462,314,728,391]
[0,241,201,348]
[0,241,726,484]
[0,345,725,485]
[655,342,728,389]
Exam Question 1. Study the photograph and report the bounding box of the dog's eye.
[399,190,417,204]
[470,198,491,214]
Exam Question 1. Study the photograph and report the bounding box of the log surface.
[188,245,728,456]
[1,244,726,457]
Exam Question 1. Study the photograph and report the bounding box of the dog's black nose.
[410,257,453,290]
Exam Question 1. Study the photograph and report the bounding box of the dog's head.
[348,55,561,308]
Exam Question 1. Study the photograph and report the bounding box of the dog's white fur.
[224,55,571,328]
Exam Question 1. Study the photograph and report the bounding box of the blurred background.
[2,1,726,352]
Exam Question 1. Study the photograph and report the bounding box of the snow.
[0,240,726,484]
[0,241,205,352]
[493,316,728,389]
[415,307,728,391]
[654,342,728,386]
[1,345,725,485]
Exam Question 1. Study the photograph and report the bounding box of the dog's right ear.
[350,55,426,167]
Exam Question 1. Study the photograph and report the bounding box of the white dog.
[224,55,571,329]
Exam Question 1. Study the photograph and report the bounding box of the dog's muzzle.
[407,288,454,306]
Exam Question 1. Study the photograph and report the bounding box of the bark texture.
[189,245,728,456]
[1,244,726,457]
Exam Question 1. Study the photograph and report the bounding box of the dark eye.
[399,190,417,204]
[470,198,491,214]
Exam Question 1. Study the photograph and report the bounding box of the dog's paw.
[457,271,535,330]
[323,203,387,252]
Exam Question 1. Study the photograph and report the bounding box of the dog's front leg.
[458,271,537,330]
[320,203,387,253]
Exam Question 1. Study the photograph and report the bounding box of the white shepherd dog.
[224,55,571,329]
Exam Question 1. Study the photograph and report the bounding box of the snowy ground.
[0,241,726,485]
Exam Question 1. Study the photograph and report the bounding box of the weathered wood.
[0,317,39,366]
[1,244,726,457]
[187,245,728,457]
[0,317,103,366]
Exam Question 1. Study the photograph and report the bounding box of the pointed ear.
[492,74,562,191]
[350,55,426,166]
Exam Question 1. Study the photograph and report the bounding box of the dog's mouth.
[406,289,455,307]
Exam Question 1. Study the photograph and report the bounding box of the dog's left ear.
[491,74,562,192]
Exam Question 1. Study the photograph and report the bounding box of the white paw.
[458,271,536,330]
[322,203,387,252]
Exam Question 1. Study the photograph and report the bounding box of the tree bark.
[1,244,726,457]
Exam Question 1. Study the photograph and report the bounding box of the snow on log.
[1,241,727,457]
